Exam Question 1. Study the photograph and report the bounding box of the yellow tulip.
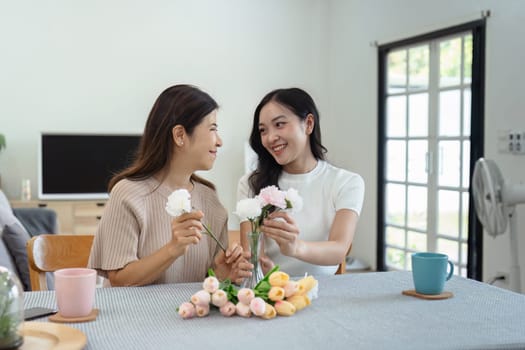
[296,283,306,295]
[274,300,296,316]
[268,286,285,301]
[297,275,317,294]
[261,303,277,320]
[286,295,311,311]
[269,271,290,287]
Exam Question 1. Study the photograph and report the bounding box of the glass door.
[377,20,486,279]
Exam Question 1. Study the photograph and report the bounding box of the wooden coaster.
[402,289,453,300]
[49,309,99,323]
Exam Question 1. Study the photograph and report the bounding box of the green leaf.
[217,278,239,304]
[254,265,279,290]
[257,281,271,293]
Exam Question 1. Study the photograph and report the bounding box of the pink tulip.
[219,301,236,317]
[274,300,296,316]
[211,289,228,307]
[249,297,266,316]
[284,281,299,297]
[195,303,210,317]
[237,288,255,305]
[178,302,196,319]
[191,289,211,306]
[202,276,220,294]
[236,301,252,317]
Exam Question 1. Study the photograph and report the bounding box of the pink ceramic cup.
[54,268,97,318]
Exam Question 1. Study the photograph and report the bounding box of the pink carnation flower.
[258,185,286,209]
[178,302,196,319]
[219,301,236,317]
[191,289,211,306]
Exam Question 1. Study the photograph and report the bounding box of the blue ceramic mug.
[411,252,454,295]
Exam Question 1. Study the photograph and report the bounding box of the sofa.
[0,189,57,290]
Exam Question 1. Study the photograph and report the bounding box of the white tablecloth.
[24,271,525,350]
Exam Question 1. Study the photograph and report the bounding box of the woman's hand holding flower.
[261,211,301,258]
[212,242,251,284]
[168,211,204,257]
[165,188,226,254]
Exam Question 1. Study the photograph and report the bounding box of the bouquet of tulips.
[177,266,318,320]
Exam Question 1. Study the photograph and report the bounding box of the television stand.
[10,199,106,235]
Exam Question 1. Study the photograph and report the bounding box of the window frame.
[377,19,486,280]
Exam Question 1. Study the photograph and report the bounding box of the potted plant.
[0,267,23,349]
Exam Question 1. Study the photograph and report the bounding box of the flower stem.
[203,223,227,252]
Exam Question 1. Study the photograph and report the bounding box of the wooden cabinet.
[10,200,106,235]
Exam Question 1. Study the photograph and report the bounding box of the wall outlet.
[498,130,525,155]
[495,271,509,284]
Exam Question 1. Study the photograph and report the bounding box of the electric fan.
[472,158,525,293]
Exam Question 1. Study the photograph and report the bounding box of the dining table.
[23,271,525,350]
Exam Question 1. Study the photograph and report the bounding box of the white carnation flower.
[234,198,262,221]
[285,188,303,212]
[165,189,192,217]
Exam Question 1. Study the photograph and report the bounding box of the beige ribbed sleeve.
[88,177,228,284]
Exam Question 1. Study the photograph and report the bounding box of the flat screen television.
[38,133,141,200]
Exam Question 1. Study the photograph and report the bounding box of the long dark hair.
[109,84,219,191]
[248,87,327,194]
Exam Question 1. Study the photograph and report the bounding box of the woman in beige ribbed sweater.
[88,85,250,286]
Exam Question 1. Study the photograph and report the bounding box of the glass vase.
[0,267,24,350]
[241,231,264,289]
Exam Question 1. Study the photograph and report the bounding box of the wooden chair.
[335,244,353,275]
[26,234,94,291]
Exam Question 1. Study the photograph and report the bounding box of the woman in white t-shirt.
[237,88,365,277]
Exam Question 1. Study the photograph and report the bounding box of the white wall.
[0,0,329,230]
[1,0,524,291]
[326,0,525,291]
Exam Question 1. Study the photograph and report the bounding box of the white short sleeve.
[334,172,365,215]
